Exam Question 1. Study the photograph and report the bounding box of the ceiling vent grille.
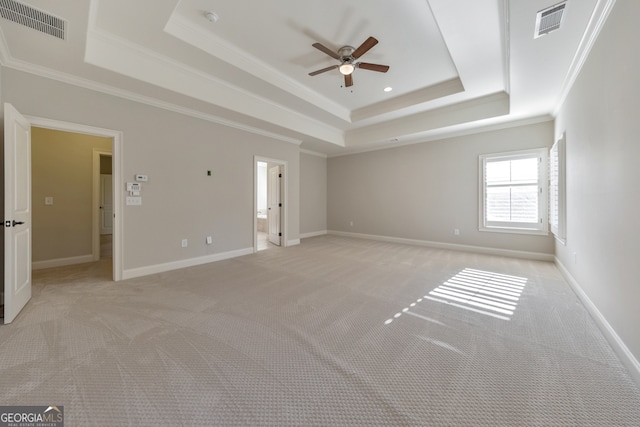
[0,0,66,40]
[534,2,567,38]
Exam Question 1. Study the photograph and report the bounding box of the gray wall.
[328,122,555,255]
[300,152,327,235]
[31,127,111,262]
[1,68,300,272]
[555,0,640,364]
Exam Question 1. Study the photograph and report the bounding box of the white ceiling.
[0,0,608,156]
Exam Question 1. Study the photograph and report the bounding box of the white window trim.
[549,133,567,244]
[479,148,549,236]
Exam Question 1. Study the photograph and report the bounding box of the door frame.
[254,156,287,252]
[27,115,124,281]
[93,150,112,259]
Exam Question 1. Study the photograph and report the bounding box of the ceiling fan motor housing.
[338,46,355,63]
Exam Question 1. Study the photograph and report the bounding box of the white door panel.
[4,103,32,324]
[267,165,281,246]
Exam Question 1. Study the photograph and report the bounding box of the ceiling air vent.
[534,1,567,39]
[0,0,66,40]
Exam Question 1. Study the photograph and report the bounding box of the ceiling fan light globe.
[339,63,355,75]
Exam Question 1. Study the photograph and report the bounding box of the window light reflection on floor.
[385,268,527,324]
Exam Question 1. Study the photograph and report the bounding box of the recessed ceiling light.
[384,87,393,92]
[205,11,219,23]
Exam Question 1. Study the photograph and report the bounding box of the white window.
[479,148,548,234]
[549,134,566,242]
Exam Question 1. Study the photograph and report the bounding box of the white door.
[267,165,281,246]
[4,103,32,324]
[100,174,113,235]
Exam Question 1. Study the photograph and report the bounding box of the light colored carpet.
[1,235,639,426]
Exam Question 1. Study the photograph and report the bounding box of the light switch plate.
[126,196,142,206]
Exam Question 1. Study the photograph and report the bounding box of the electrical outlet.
[206,236,212,245]
[454,228,460,236]
[181,239,188,248]
[349,221,354,227]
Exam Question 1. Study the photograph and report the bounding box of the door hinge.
[278,232,282,237]
[279,173,282,178]
[278,203,282,207]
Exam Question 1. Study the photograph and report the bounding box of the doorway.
[27,116,123,281]
[4,107,123,323]
[30,129,114,272]
[98,153,113,260]
[254,157,287,252]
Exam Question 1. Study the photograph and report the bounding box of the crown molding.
[346,91,510,147]
[300,148,327,158]
[350,78,465,123]
[0,29,303,145]
[84,26,342,145]
[500,0,511,95]
[164,13,351,123]
[330,114,553,158]
[553,0,617,116]
[2,53,303,145]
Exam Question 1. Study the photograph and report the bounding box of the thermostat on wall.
[135,174,148,182]
[126,182,141,192]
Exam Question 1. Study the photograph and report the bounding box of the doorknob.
[12,220,25,227]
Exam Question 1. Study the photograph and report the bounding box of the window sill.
[479,226,549,236]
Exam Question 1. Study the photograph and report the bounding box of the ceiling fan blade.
[352,36,378,59]
[357,62,390,73]
[345,74,353,87]
[309,65,339,76]
[312,42,340,60]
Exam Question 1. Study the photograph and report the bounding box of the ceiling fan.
[308,36,390,87]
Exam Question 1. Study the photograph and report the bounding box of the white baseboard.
[328,230,555,262]
[122,247,254,280]
[555,258,640,386]
[32,254,94,270]
[287,239,301,246]
[300,230,328,239]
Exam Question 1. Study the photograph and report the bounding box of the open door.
[267,165,281,246]
[4,103,32,324]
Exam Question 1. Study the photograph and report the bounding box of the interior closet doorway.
[28,116,123,281]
